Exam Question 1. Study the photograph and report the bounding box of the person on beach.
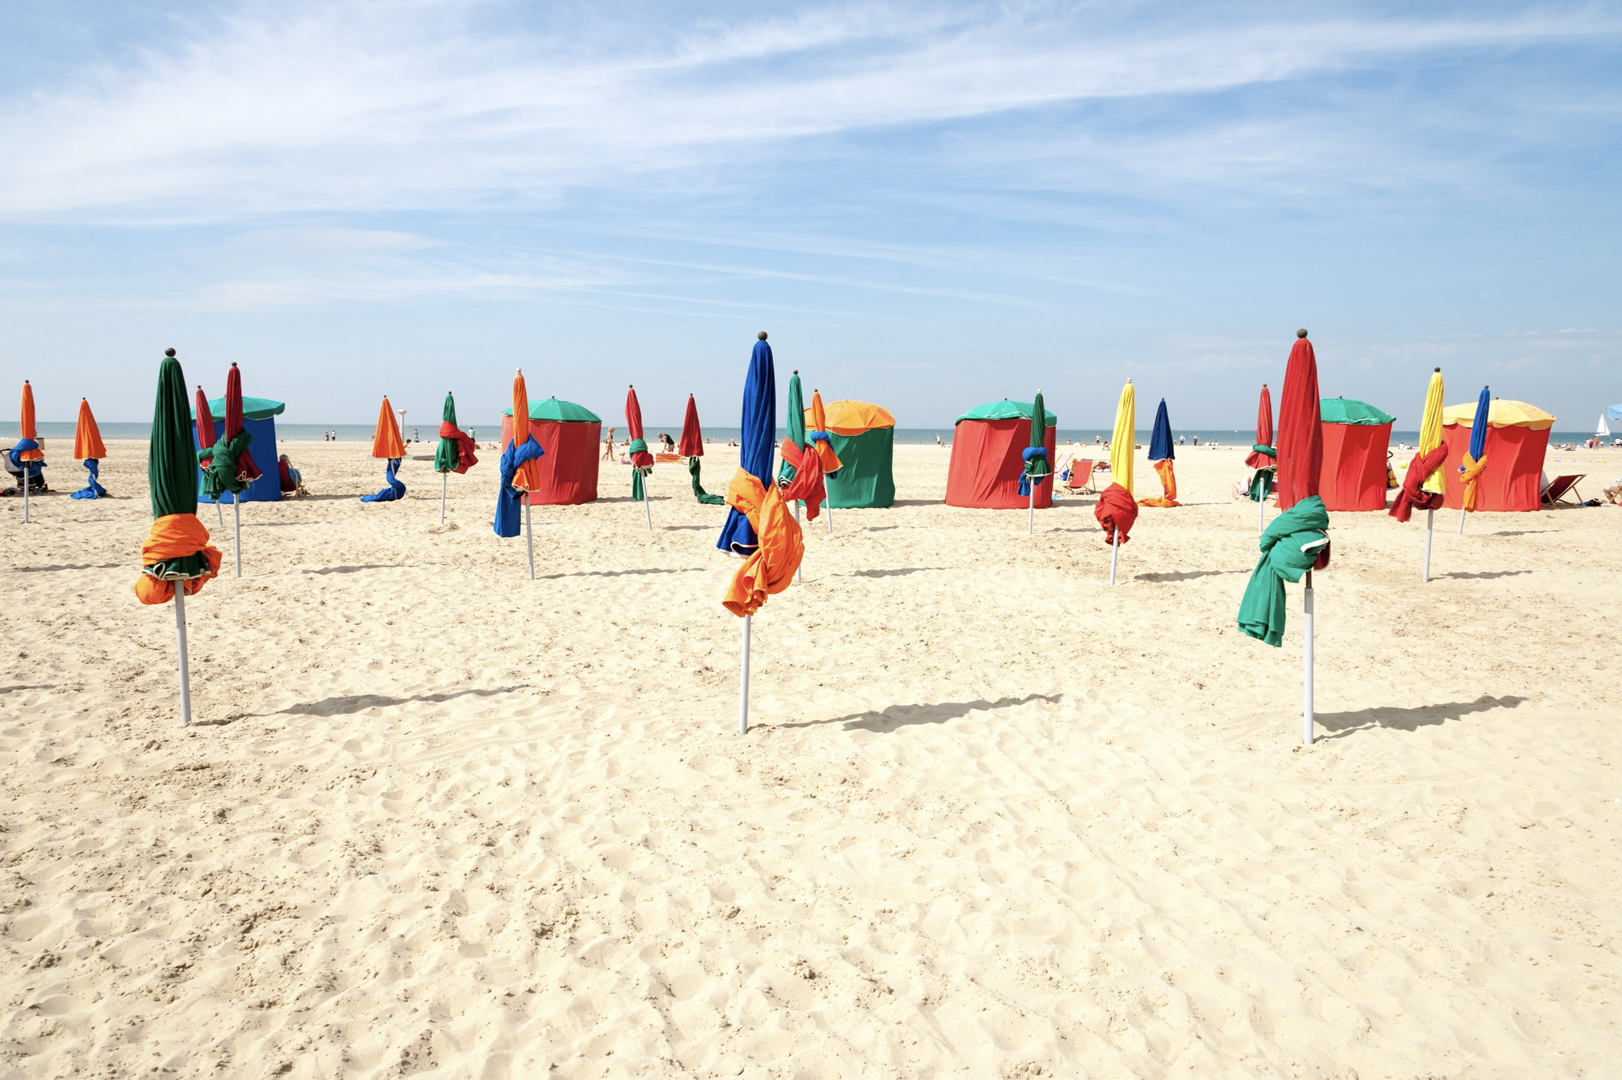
[659,433,676,453]
[278,454,308,496]
[602,426,617,461]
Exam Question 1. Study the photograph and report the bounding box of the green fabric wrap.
[1237,496,1329,647]
[689,456,726,505]
[1248,469,1275,502]
[201,430,253,499]
[148,355,210,579]
[629,438,650,500]
[1252,444,1276,457]
[435,393,460,473]
[627,438,648,455]
[778,374,807,486]
[824,427,895,508]
[1024,392,1052,479]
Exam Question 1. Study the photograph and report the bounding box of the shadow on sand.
[777,692,1062,732]
[274,686,529,718]
[1315,694,1528,740]
[538,567,704,580]
[1136,569,1245,583]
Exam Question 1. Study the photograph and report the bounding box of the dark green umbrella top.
[150,355,198,520]
[1024,390,1052,478]
[778,371,807,485]
[435,392,460,473]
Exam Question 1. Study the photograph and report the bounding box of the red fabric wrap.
[1388,444,1449,522]
[777,438,825,520]
[1275,338,1322,511]
[438,421,479,474]
[1094,482,1138,545]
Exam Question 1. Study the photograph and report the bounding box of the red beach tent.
[500,397,602,505]
[1439,399,1554,512]
[1318,398,1394,511]
[946,400,1058,509]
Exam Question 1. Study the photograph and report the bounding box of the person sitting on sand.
[278,454,308,497]
[1603,478,1622,504]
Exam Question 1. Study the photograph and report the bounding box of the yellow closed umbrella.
[1418,367,1444,581]
[1108,379,1134,584]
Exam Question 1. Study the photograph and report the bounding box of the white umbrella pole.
[794,503,803,584]
[643,473,653,532]
[525,497,535,580]
[21,465,28,523]
[826,502,832,533]
[440,472,447,525]
[215,499,223,527]
[174,585,193,728]
[1028,485,1034,535]
[1109,534,1120,585]
[1457,507,1467,534]
[738,615,751,734]
[1303,570,1315,745]
[1423,509,1435,583]
[232,492,241,578]
[1257,487,1265,535]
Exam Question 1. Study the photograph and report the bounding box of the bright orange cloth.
[1458,452,1486,512]
[1137,458,1179,507]
[806,392,843,474]
[777,438,825,521]
[721,470,804,617]
[372,396,405,458]
[510,371,544,493]
[74,398,107,460]
[134,514,222,605]
[18,382,42,462]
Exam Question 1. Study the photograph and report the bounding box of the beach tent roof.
[956,399,1058,426]
[1442,399,1555,430]
[1320,397,1394,425]
[194,396,284,421]
[502,397,601,423]
[818,400,895,435]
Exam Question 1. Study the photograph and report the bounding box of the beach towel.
[721,470,804,617]
[1094,482,1138,545]
[1138,458,1180,508]
[134,514,222,604]
[1389,445,1449,522]
[1237,496,1330,647]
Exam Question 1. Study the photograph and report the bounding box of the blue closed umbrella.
[717,334,776,554]
[1468,386,1490,461]
[1458,385,1491,530]
[1148,399,1174,461]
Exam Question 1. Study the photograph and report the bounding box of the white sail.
[1599,414,1612,438]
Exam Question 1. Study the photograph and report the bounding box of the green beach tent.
[808,400,896,508]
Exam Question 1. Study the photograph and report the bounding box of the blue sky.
[2,1,1618,429]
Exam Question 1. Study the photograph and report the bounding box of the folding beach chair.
[1541,474,1585,506]
[1065,458,1097,494]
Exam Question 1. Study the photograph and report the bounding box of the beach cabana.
[1439,398,1555,512]
[946,400,1058,509]
[193,393,283,503]
[499,397,600,505]
[812,400,895,508]
[1317,397,1394,511]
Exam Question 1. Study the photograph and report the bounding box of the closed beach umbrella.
[194,388,217,464]
[14,381,43,521]
[18,381,41,463]
[1419,369,1445,493]
[625,385,655,527]
[361,396,407,504]
[1457,385,1490,531]
[778,371,818,577]
[71,398,108,500]
[494,371,546,578]
[134,351,223,727]
[1139,399,1179,508]
[722,467,807,734]
[681,395,724,505]
[778,371,808,484]
[717,332,776,555]
[806,389,842,532]
[1096,380,1138,583]
[1019,390,1053,534]
[202,363,260,576]
[433,392,477,524]
[1412,367,1447,580]
[1245,385,1277,531]
[1275,333,1322,512]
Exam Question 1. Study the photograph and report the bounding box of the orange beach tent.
[1440,399,1554,512]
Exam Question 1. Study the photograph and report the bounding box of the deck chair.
[1064,458,1096,494]
[1541,474,1585,506]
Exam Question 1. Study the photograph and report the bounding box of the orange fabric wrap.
[1137,458,1179,507]
[1458,452,1486,512]
[807,392,843,473]
[721,470,804,617]
[133,514,222,605]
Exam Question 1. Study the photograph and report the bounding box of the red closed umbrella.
[1246,384,1273,469]
[223,364,261,483]
[679,395,704,457]
[625,385,655,528]
[194,388,217,463]
[1275,335,1321,511]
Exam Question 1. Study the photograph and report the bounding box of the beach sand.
[2,441,1619,1078]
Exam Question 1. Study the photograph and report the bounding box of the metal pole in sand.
[174,585,193,728]
[440,472,447,525]
[1423,509,1435,583]
[643,474,653,532]
[1458,506,1467,534]
[525,497,535,581]
[215,499,223,528]
[21,464,28,523]
[1028,485,1035,535]
[738,615,751,734]
[232,491,241,578]
[826,501,832,533]
[1257,486,1266,535]
[1303,569,1315,745]
[794,503,803,584]
[1109,534,1120,585]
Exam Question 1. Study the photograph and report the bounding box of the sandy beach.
[2,440,1619,1079]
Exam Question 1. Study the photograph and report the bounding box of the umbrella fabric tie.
[1017,448,1050,497]
[202,430,257,499]
[627,438,652,500]
[72,458,108,500]
[1245,443,1277,469]
[493,437,544,536]
[1094,482,1139,545]
[808,431,842,477]
[1138,458,1180,507]
[1457,453,1486,512]
[135,514,222,604]
[435,421,478,474]
[8,439,42,480]
[721,470,805,617]
[688,456,726,505]
[361,458,407,503]
[1237,495,1330,647]
[1390,445,1450,522]
[776,438,825,520]
[1248,469,1276,502]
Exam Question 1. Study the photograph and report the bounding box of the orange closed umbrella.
[74,398,106,460]
[18,382,42,462]
[806,390,842,532]
[372,396,405,458]
[509,372,544,494]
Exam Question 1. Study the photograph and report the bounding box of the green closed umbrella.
[778,371,809,582]
[1022,390,1053,534]
[433,392,478,524]
[136,350,222,727]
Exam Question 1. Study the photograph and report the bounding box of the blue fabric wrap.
[72,458,107,500]
[1021,446,1047,462]
[1467,387,1490,461]
[492,436,545,537]
[1016,446,1048,496]
[360,457,407,503]
[9,438,43,478]
[809,430,841,477]
[1149,399,1174,461]
[717,339,776,554]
